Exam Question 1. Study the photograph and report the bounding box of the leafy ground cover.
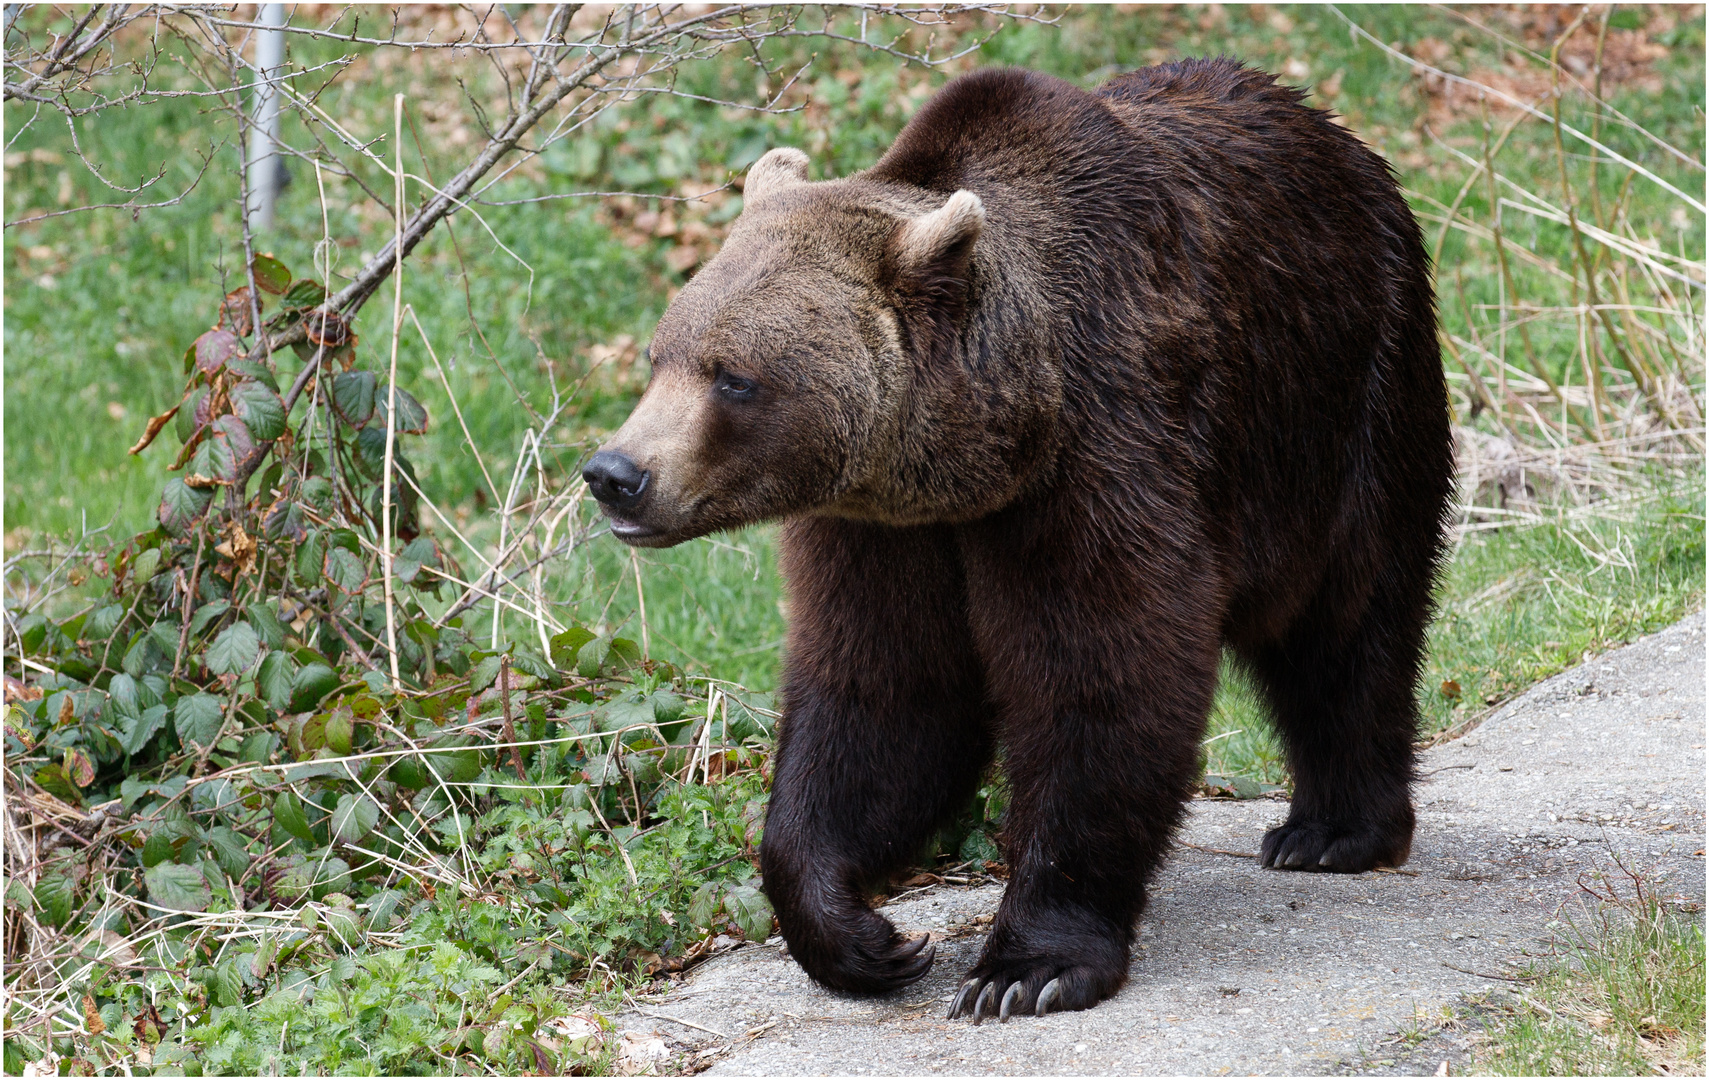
[4,4,1703,1075]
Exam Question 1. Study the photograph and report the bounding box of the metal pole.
[246,4,286,232]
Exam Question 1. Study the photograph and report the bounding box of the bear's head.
[585,147,1050,548]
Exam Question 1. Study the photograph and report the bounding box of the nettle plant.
[3,253,783,1071]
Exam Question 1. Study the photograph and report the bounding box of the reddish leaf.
[219,287,255,335]
[63,747,95,788]
[250,253,292,294]
[194,329,240,375]
[133,1004,165,1044]
[304,308,350,348]
[210,415,256,480]
[128,403,180,455]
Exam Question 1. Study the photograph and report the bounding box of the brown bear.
[584,60,1452,1022]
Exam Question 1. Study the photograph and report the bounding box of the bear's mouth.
[604,513,664,543]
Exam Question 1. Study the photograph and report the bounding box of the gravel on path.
[620,614,1705,1076]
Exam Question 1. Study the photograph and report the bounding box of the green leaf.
[146,861,212,912]
[300,476,334,510]
[651,691,688,735]
[294,530,326,586]
[272,791,316,845]
[323,706,353,755]
[330,794,380,845]
[365,888,406,930]
[376,386,429,434]
[326,527,362,554]
[321,899,361,950]
[247,603,286,651]
[394,536,438,584]
[209,957,246,1007]
[272,853,350,902]
[194,328,241,375]
[281,278,326,309]
[231,380,287,441]
[34,764,81,805]
[609,636,644,671]
[330,371,376,428]
[324,546,367,598]
[188,599,231,639]
[107,673,141,719]
[205,622,261,676]
[140,833,175,868]
[509,643,556,684]
[264,496,305,541]
[469,655,503,695]
[203,826,252,878]
[258,651,296,711]
[239,731,275,764]
[289,663,339,712]
[723,884,774,942]
[386,754,430,790]
[575,634,611,678]
[227,358,280,392]
[187,427,232,486]
[687,881,721,930]
[175,693,224,749]
[958,828,1001,865]
[84,603,125,641]
[424,736,483,784]
[550,627,597,671]
[352,425,389,480]
[148,620,181,658]
[599,692,657,736]
[158,478,213,537]
[250,253,292,294]
[129,546,162,588]
[252,935,278,979]
[34,874,74,928]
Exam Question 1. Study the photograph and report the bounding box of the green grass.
[1479,861,1706,1075]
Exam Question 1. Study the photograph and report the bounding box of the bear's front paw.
[1260,817,1412,872]
[785,908,936,994]
[946,957,1126,1023]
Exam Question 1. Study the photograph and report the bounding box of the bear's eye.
[715,370,757,401]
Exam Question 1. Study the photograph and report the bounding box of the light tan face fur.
[591,148,990,547]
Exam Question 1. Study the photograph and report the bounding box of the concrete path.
[622,614,1704,1076]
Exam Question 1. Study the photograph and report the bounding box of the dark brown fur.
[588,60,1453,1016]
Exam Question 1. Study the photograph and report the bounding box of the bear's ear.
[744,147,809,206]
[890,189,985,293]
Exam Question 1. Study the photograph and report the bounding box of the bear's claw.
[856,933,935,989]
[1260,819,1410,873]
[947,973,1072,1023]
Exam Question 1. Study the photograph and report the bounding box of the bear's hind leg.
[1244,583,1427,873]
[760,518,993,994]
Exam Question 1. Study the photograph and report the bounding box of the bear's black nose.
[583,450,650,510]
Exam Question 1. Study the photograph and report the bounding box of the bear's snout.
[583,449,650,509]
